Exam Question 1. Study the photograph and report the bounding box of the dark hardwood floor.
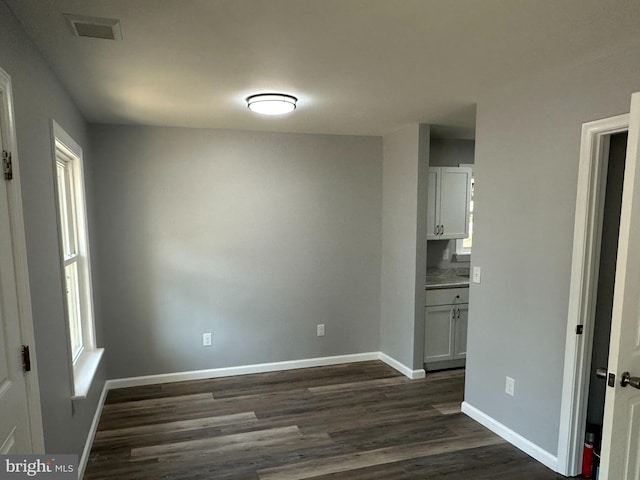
[85,361,566,479]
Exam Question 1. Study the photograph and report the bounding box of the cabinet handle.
[441,225,445,236]
[457,308,460,319]
[434,225,438,235]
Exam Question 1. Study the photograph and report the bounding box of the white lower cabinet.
[424,287,468,369]
[452,304,468,359]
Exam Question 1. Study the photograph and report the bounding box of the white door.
[0,83,32,454]
[439,167,471,239]
[599,92,640,480]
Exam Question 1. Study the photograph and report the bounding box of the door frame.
[0,67,45,453]
[557,113,629,475]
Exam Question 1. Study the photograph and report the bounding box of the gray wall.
[466,41,640,455]
[380,124,429,370]
[88,125,382,379]
[430,138,475,167]
[0,0,105,455]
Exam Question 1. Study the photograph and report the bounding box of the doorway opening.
[557,115,629,476]
[583,131,627,474]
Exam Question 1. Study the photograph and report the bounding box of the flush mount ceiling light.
[247,93,297,116]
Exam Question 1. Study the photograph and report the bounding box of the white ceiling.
[6,0,640,137]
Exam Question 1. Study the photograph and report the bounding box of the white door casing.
[557,112,629,476]
[599,92,640,480]
[0,67,44,454]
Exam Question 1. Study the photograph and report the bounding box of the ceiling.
[6,0,640,137]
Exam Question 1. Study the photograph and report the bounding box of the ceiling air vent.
[64,14,122,40]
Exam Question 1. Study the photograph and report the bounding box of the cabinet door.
[426,168,440,240]
[424,305,454,362]
[453,304,468,359]
[439,167,471,239]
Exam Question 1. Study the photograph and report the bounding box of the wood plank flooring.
[85,361,565,479]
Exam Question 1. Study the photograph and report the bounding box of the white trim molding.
[378,352,426,379]
[462,402,558,473]
[78,383,109,479]
[106,352,423,390]
[557,113,629,476]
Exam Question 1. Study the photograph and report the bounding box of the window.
[456,173,474,256]
[52,121,103,399]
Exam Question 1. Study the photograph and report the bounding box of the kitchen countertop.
[425,268,470,289]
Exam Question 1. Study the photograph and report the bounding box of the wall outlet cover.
[317,324,325,337]
[506,376,515,396]
[472,266,481,283]
[203,332,212,347]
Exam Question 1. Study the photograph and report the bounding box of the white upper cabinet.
[426,166,472,240]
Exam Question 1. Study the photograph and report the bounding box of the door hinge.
[21,345,31,372]
[576,325,584,335]
[3,150,12,180]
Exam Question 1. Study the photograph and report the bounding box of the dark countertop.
[425,268,470,289]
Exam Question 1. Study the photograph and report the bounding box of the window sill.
[71,348,104,400]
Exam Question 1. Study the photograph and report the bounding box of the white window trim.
[51,120,103,400]
[455,164,474,258]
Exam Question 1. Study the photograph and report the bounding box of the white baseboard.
[105,351,423,390]
[461,401,559,473]
[378,352,426,379]
[78,382,109,479]
[106,352,387,389]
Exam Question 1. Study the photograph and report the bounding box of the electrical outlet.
[203,332,212,347]
[317,324,325,337]
[505,376,515,396]
[473,266,481,284]
[443,248,450,260]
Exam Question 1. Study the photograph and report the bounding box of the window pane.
[64,162,79,256]
[56,161,72,257]
[65,262,83,361]
[56,159,79,258]
[461,177,474,249]
[463,213,473,249]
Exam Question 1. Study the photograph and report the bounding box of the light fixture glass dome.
[247,93,297,115]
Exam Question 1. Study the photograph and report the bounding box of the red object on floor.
[582,441,594,478]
